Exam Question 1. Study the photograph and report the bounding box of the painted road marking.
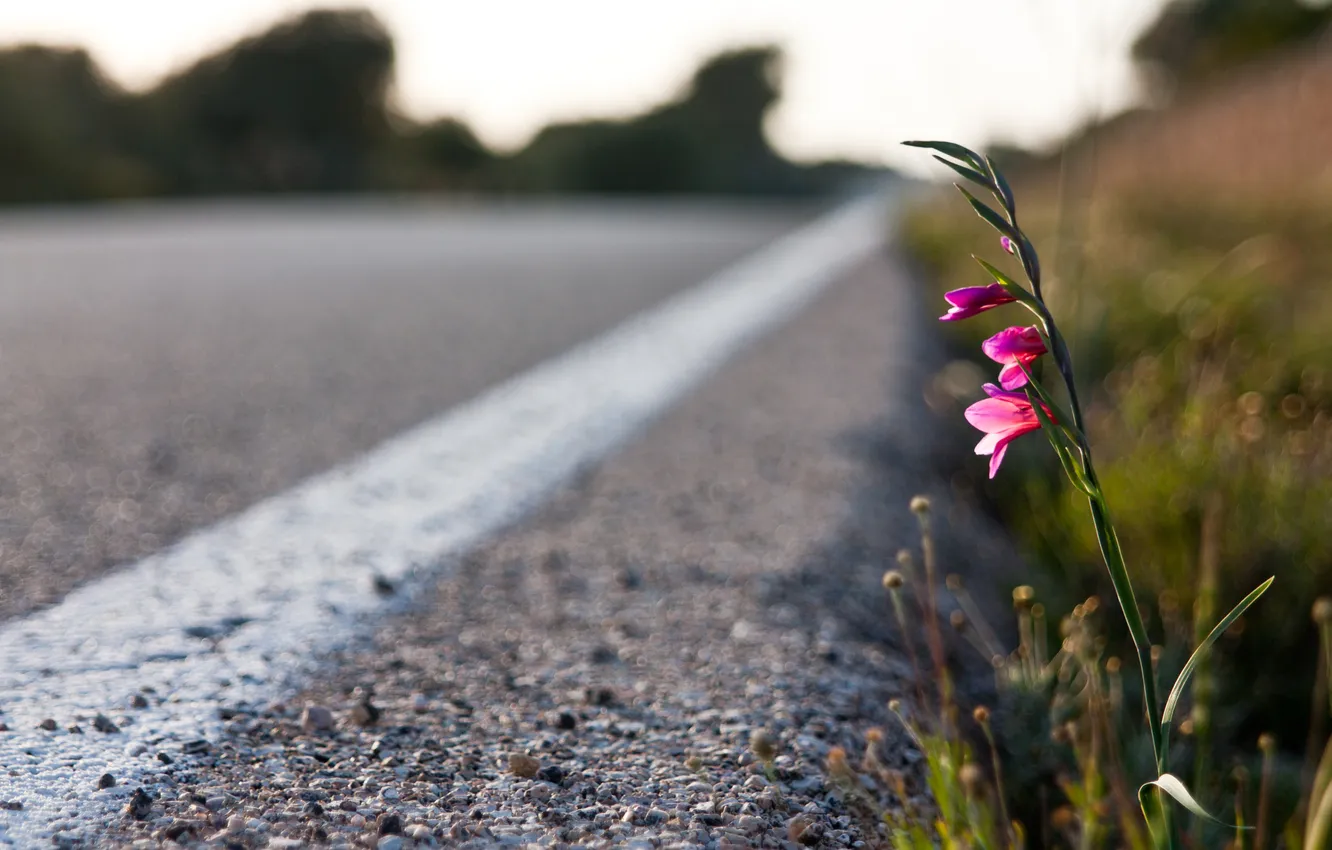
[0,191,890,844]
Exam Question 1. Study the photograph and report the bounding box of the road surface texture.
[94,232,1026,848]
[0,200,808,622]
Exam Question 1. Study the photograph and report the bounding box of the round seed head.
[1105,656,1122,674]
[882,570,904,590]
[896,549,913,567]
[1050,806,1076,830]
[866,727,884,745]
[972,705,991,725]
[909,495,931,515]
[1258,733,1277,753]
[1083,596,1101,614]
[959,763,986,795]
[1314,597,1332,624]
[750,729,778,762]
[1031,603,1045,619]
[887,698,903,714]
[949,610,967,631]
[826,746,853,780]
[1012,585,1035,608]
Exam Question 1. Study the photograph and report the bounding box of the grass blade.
[1162,577,1275,726]
[1143,773,1251,829]
[902,140,986,170]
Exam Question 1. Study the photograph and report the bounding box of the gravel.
[90,241,1025,847]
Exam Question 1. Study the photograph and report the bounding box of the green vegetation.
[901,179,1332,847]
[0,8,869,203]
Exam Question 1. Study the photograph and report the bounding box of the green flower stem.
[1048,318,1177,849]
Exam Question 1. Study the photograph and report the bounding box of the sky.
[0,0,1171,172]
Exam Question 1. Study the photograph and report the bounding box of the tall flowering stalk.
[905,140,1274,848]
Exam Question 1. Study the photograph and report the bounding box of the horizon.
[0,0,1170,172]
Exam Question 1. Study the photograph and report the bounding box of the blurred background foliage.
[0,7,869,204]
[902,0,1332,819]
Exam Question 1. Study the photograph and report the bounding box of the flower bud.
[1314,597,1332,625]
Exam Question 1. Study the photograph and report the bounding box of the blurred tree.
[0,46,154,202]
[507,45,841,195]
[0,19,870,203]
[1133,0,1332,94]
[141,7,396,193]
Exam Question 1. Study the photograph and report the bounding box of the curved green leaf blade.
[1141,773,1251,829]
[985,155,1015,215]
[955,185,1016,239]
[902,140,986,170]
[1162,577,1275,725]
[932,155,992,190]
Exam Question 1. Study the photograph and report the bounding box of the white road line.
[0,191,890,844]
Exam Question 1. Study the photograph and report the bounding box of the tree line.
[0,8,869,204]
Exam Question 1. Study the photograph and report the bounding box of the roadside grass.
[886,184,1332,847]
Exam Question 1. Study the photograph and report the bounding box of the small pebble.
[300,704,335,733]
[508,753,540,779]
[97,774,117,790]
[38,718,56,731]
[129,694,149,709]
[92,714,120,733]
[125,788,153,820]
[376,812,403,835]
[350,698,380,727]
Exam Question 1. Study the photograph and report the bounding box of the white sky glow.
[0,0,1170,172]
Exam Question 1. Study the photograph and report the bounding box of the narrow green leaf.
[1017,233,1042,286]
[1028,391,1097,498]
[985,155,1015,215]
[932,155,993,190]
[973,257,1036,303]
[1162,577,1275,725]
[1016,360,1083,446]
[955,185,1017,238]
[1142,773,1251,829]
[902,140,986,170]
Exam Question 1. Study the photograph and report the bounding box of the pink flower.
[1000,236,1017,255]
[964,383,1045,478]
[939,283,1016,322]
[981,325,1047,390]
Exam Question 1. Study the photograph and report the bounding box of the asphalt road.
[0,199,810,622]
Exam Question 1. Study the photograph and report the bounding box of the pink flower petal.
[988,440,1010,478]
[997,362,1028,390]
[964,397,1037,434]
